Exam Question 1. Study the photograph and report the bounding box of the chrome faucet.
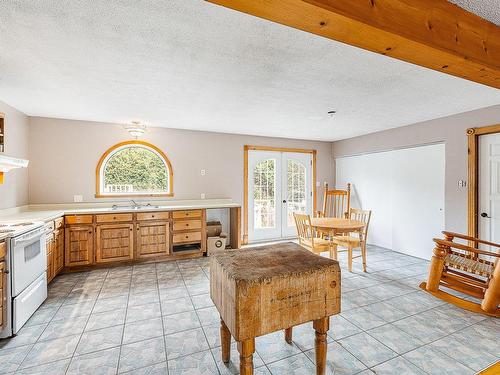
[130,200,140,209]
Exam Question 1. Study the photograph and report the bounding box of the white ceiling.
[449,0,500,25]
[0,1,499,141]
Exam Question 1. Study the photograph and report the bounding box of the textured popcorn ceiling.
[0,1,499,141]
[449,0,500,25]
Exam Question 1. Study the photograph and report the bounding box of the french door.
[479,133,500,248]
[248,150,312,242]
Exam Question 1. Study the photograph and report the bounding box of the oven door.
[11,228,47,297]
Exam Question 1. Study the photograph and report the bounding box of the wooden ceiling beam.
[206,0,500,89]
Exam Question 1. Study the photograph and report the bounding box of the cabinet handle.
[185,223,189,227]
[185,235,189,239]
[152,215,155,218]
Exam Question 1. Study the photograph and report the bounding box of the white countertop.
[0,199,240,240]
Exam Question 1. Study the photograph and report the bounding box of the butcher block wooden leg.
[285,327,293,344]
[238,339,255,375]
[313,317,329,375]
[220,318,231,363]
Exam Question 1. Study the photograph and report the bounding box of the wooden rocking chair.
[420,231,500,317]
[316,183,351,218]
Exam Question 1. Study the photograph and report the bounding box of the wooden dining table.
[310,217,366,235]
[310,217,366,259]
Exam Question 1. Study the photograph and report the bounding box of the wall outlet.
[73,195,83,202]
[458,180,467,187]
[316,181,321,187]
[200,169,206,176]
[200,193,206,199]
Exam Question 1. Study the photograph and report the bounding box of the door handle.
[480,212,491,218]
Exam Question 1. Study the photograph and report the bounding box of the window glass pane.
[287,159,306,226]
[103,146,169,194]
[253,159,276,229]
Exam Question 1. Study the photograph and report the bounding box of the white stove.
[0,220,47,338]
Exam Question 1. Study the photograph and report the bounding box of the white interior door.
[281,152,313,237]
[248,150,312,242]
[479,133,500,246]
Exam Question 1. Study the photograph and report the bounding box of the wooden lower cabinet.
[96,224,134,263]
[54,229,64,274]
[65,225,94,266]
[0,255,6,330]
[136,221,170,258]
[46,233,56,283]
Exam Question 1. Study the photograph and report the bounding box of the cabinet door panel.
[46,235,55,283]
[65,226,94,266]
[137,222,170,258]
[96,224,134,263]
[0,261,5,329]
[54,230,64,274]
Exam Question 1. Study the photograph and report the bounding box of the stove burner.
[11,222,35,227]
[0,229,15,233]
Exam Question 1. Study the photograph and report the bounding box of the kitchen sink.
[111,204,160,211]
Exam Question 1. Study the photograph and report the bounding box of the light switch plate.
[200,193,206,199]
[73,195,83,202]
[201,169,206,176]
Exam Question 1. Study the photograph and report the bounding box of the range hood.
[0,155,29,184]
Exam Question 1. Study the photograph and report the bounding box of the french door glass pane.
[287,159,307,226]
[253,159,276,229]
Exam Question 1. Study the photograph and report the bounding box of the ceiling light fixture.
[124,121,147,139]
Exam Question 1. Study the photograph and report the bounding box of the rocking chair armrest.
[433,238,500,258]
[442,231,500,248]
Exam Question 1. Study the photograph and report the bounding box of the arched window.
[96,141,173,197]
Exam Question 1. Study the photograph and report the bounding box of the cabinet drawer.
[65,215,93,225]
[173,220,201,232]
[173,232,202,244]
[54,217,64,229]
[44,221,55,232]
[96,213,133,223]
[172,210,202,219]
[0,242,5,259]
[137,211,170,221]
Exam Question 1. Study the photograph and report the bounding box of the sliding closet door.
[336,143,445,260]
[391,144,445,259]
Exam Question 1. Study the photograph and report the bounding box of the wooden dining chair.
[330,208,371,272]
[420,231,499,317]
[316,183,351,219]
[293,213,331,255]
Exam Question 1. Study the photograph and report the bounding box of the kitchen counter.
[0,199,241,241]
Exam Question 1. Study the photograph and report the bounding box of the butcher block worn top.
[210,242,341,340]
[211,242,339,282]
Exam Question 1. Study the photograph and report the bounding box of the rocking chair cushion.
[444,254,494,278]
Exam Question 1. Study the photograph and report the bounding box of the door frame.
[467,124,500,238]
[243,145,317,245]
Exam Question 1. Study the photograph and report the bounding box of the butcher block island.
[210,242,341,375]
[0,199,241,277]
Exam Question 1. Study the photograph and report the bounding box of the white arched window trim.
[95,140,174,198]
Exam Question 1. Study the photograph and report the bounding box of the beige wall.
[332,104,500,234]
[29,117,334,210]
[0,101,30,209]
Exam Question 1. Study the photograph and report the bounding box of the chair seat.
[331,235,361,246]
[445,253,494,278]
[302,237,331,248]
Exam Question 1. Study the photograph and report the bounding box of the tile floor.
[0,244,498,374]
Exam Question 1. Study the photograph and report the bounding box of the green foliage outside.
[104,146,168,193]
